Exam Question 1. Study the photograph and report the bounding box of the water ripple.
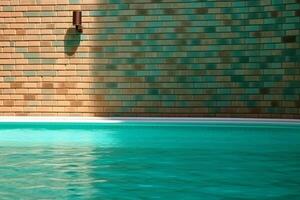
[1,126,300,199]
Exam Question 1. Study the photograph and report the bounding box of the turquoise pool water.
[0,121,300,199]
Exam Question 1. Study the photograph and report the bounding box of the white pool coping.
[0,117,299,124]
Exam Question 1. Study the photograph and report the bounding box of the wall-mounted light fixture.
[73,11,82,33]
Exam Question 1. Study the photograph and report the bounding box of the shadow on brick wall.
[64,28,81,56]
[90,1,300,118]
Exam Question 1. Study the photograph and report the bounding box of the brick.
[282,35,297,43]
[0,1,299,118]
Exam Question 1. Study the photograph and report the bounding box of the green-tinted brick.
[4,77,15,82]
[24,71,36,76]
[69,0,80,4]
[3,6,13,11]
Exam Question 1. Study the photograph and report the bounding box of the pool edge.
[0,117,299,124]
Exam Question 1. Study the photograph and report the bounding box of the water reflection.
[0,128,118,199]
[0,129,118,147]
[0,146,95,199]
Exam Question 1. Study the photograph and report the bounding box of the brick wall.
[0,0,299,118]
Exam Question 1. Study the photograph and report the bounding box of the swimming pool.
[0,118,300,199]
